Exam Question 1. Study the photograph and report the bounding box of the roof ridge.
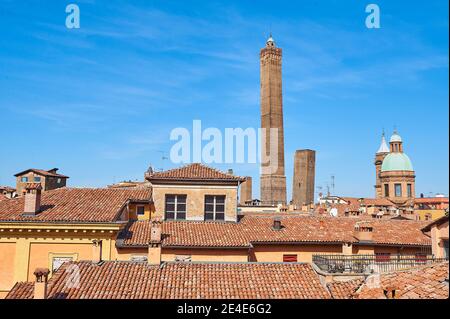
[147,162,244,181]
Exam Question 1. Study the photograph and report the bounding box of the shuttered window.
[283,254,298,262]
[375,253,391,262]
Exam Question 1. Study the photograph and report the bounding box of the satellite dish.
[329,207,338,217]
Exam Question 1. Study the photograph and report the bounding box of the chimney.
[227,169,234,175]
[383,287,397,299]
[148,219,162,265]
[272,216,282,230]
[354,221,373,242]
[33,268,50,299]
[92,240,102,263]
[319,219,325,229]
[24,183,42,215]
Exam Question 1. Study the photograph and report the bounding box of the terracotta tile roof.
[422,216,449,232]
[6,261,331,299]
[117,215,431,248]
[361,198,395,206]
[340,197,394,207]
[0,188,152,223]
[14,168,69,178]
[6,282,34,299]
[369,219,431,246]
[118,220,250,248]
[0,185,16,192]
[415,197,449,204]
[146,163,244,182]
[327,279,364,299]
[355,262,449,299]
[242,216,356,244]
[332,203,361,216]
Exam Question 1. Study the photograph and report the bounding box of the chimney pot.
[272,216,282,230]
[92,240,102,263]
[33,268,50,299]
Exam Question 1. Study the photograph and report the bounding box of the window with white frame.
[165,194,186,220]
[52,256,74,273]
[204,195,225,221]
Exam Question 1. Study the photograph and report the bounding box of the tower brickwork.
[239,176,252,205]
[260,36,286,206]
[292,150,316,207]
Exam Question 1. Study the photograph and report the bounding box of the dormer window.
[136,205,145,216]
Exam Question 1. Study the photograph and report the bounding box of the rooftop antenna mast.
[331,175,335,195]
[158,150,169,171]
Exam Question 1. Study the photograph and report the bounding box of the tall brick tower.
[292,150,316,207]
[260,35,286,206]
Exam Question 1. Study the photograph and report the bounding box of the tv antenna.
[158,150,169,171]
[331,175,335,195]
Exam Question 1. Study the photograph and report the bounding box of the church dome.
[381,153,414,172]
[390,132,402,143]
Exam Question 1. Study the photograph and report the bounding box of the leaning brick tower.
[260,35,287,206]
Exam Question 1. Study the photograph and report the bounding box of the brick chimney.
[33,268,50,299]
[148,219,162,265]
[92,240,102,263]
[354,221,373,242]
[24,183,42,216]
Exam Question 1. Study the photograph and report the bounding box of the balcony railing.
[312,254,448,274]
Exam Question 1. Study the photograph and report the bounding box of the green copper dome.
[381,153,414,172]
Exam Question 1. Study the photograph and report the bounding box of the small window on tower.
[407,184,412,197]
[394,184,402,197]
[384,184,389,197]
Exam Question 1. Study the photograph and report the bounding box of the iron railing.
[312,254,448,274]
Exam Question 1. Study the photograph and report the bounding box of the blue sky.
[0,0,448,199]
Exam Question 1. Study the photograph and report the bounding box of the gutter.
[115,242,251,250]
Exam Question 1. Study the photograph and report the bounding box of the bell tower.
[374,131,389,198]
